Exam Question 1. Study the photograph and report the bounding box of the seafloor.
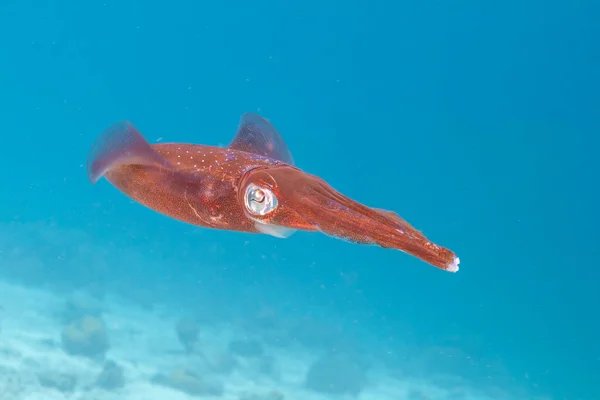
[0,280,544,400]
[0,222,543,400]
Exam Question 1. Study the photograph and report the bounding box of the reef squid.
[86,113,460,272]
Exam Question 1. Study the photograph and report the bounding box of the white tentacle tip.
[447,256,460,273]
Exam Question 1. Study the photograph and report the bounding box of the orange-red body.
[103,144,293,233]
[87,113,460,272]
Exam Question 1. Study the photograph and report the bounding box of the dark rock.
[96,360,125,390]
[61,315,109,358]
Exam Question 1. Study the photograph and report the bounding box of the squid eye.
[244,183,277,216]
[250,188,265,203]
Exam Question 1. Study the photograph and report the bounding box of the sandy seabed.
[0,279,525,400]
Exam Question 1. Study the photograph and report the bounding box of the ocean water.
[0,1,598,399]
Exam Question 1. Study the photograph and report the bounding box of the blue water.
[1,1,598,399]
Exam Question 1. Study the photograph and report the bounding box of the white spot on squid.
[209,214,223,223]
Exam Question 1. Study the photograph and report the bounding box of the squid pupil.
[252,189,265,203]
